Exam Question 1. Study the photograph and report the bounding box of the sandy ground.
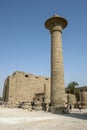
[0,106,87,130]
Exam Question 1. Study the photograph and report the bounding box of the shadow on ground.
[59,112,87,120]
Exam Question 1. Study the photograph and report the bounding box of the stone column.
[81,91,87,108]
[44,83,50,104]
[45,14,67,107]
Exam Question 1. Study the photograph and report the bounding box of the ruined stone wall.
[3,77,9,102]
[3,71,50,105]
[81,91,87,108]
[3,71,87,108]
[67,94,76,105]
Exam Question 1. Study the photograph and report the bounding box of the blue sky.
[0,0,87,96]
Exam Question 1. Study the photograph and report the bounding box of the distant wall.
[81,91,87,108]
[3,71,50,105]
[67,94,76,105]
[3,71,87,108]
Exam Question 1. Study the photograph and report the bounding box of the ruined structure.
[3,14,87,109]
[67,94,76,105]
[3,71,50,107]
[81,91,87,108]
[45,14,67,107]
[3,14,68,109]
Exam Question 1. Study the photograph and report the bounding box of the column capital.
[45,14,68,32]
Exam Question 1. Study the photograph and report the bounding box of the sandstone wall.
[81,91,87,108]
[3,71,50,105]
[67,94,76,105]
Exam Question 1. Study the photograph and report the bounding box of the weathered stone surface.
[67,94,76,105]
[45,14,67,107]
[44,83,50,103]
[3,71,50,106]
[81,91,87,108]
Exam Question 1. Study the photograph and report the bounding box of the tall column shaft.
[45,14,67,107]
[51,30,65,106]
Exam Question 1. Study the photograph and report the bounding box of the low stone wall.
[67,94,76,105]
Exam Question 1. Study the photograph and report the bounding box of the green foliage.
[67,81,80,101]
[0,97,3,101]
[67,81,79,94]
